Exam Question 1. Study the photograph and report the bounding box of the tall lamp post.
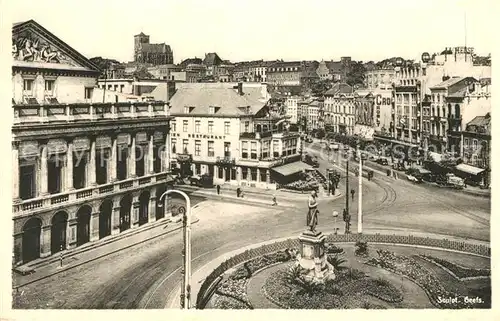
[344,144,350,228]
[357,145,363,234]
[158,189,192,309]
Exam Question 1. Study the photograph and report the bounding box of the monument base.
[297,230,335,283]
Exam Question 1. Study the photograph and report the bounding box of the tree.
[346,61,366,87]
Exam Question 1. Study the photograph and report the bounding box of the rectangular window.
[182,139,189,154]
[260,169,266,182]
[241,141,248,158]
[251,168,258,181]
[47,157,62,194]
[183,120,188,132]
[273,140,280,158]
[23,79,33,92]
[262,140,270,159]
[242,167,248,180]
[464,139,469,147]
[195,140,201,156]
[244,121,250,132]
[171,138,177,153]
[195,163,201,175]
[96,150,108,184]
[117,147,128,180]
[195,120,200,133]
[85,87,93,99]
[171,122,176,132]
[224,142,231,157]
[20,164,36,200]
[73,153,88,189]
[251,142,257,159]
[218,166,224,179]
[45,80,55,93]
[224,121,230,134]
[231,168,237,180]
[473,139,478,150]
[208,121,214,133]
[208,141,214,157]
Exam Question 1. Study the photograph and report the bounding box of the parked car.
[189,174,214,188]
[405,168,423,183]
[376,158,389,166]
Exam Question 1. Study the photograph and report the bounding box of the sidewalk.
[167,227,489,309]
[13,214,200,288]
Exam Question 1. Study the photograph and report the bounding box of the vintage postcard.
[1,0,497,320]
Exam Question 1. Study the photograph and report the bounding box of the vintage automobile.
[189,174,214,188]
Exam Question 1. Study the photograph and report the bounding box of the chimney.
[238,82,243,95]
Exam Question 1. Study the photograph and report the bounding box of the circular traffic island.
[203,240,490,309]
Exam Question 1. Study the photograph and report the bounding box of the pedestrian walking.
[236,187,241,197]
[272,194,277,206]
[351,188,355,201]
[216,185,220,195]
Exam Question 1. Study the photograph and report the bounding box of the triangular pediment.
[12,20,100,73]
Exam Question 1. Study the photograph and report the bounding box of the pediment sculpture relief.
[12,32,79,67]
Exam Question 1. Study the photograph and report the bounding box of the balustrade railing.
[13,172,172,214]
[13,101,170,125]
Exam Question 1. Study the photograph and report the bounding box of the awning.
[271,161,312,176]
[455,163,485,176]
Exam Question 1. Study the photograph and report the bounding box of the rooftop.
[324,83,353,96]
[169,86,268,116]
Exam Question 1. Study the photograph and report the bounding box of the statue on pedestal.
[306,191,318,232]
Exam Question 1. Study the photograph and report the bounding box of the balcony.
[216,156,236,165]
[13,171,173,215]
[13,101,170,125]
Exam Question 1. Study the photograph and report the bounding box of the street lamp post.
[357,145,363,234]
[158,189,192,309]
[344,145,350,233]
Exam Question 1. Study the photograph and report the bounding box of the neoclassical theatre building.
[12,20,173,266]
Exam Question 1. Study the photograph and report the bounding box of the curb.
[13,217,200,289]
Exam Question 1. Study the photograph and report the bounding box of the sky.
[4,0,497,64]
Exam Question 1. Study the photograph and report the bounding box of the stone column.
[89,139,97,186]
[256,168,261,182]
[109,136,117,182]
[40,225,51,258]
[66,140,74,190]
[129,136,136,177]
[132,195,140,228]
[13,233,22,265]
[266,169,270,184]
[163,131,170,172]
[148,133,155,174]
[213,165,218,180]
[111,200,121,235]
[67,218,78,249]
[149,187,157,223]
[12,142,20,201]
[40,144,49,196]
[90,212,100,242]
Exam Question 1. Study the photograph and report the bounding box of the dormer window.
[209,106,215,114]
[184,106,190,114]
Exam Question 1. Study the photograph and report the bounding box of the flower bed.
[325,243,345,254]
[263,265,400,309]
[212,294,249,309]
[215,278,252,308]
[366,250,489,308]
[420,255,490,279]
[213,250,293,309]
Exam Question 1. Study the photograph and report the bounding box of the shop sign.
[73,137,90,151]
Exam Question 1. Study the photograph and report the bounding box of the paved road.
[14,145,490,309]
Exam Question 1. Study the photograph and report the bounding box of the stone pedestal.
[298,230,335,282]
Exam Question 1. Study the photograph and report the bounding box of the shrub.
[325,243,345,254]
[229,265,251,280]
[355,241,369,256]
[327,254,347,270]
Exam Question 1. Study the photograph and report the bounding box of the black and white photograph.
[1,0,497,317]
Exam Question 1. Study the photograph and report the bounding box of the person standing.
[351,188,355,201]
[216,185,220,195]
[236,187,241,197]
[272,195,277,206]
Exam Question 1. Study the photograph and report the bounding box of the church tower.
[134,32,150,62]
